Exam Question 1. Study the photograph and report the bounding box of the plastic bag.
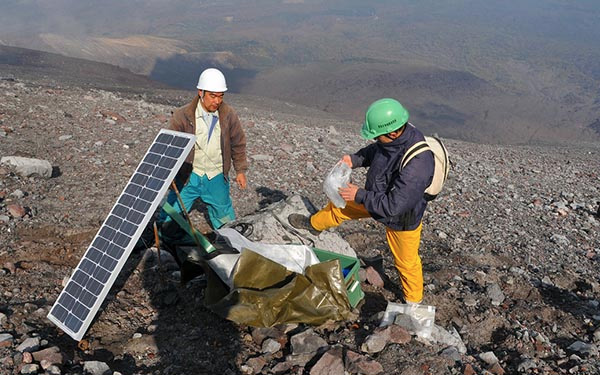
[323,161,351,208]
[379,302,436,339]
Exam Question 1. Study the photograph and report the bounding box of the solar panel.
[47,129,196,341]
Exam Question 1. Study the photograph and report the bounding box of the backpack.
[401,135,450,201]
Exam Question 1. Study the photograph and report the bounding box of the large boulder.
[226,194,356,258]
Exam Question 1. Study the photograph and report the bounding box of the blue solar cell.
[126,210,144,224]
[120,221,136,236]
[98,227,116,242]
[131,173,149,187]
[143,152,161,165]
[158,156,176,169]
[86,278,103,296]
[80,259,96,275]
[100,255,117,271]
[152,166,170,180]
[157,133,174,144]
[132,198,151,213]
[86,247,103,263]
[50,304,68,321]
[146,177,163,191]
[93,266,110,284]
[112,204,129,219]
[165,146,183,158]
[149,143,167,155]
[139,188,158,202]
[64,314,83,332]
[65,281,82,299]
[113,232,131,248]
[125,183,142,197]
[106,244,125,260]
[105,215,123,231]
[80,290,96,309]
[58,293,76,311]
[138,162,154,175]
[72,270,90,288]
[92,237,109,252]
[171,136,188,147]
[72,302,90,322]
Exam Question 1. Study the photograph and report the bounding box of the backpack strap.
[401,141,431,169]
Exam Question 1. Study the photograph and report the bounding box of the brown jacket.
[169,94,248,182]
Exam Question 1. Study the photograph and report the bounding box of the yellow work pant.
[311,201,424,303]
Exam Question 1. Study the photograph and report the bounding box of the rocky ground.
[0,76,599,375]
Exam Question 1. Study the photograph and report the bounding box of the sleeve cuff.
[355,188,366,204]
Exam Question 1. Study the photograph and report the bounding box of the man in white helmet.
[158,68,248,231]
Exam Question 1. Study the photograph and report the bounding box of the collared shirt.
[193,104,223,179]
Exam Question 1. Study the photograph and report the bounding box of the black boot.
[288,213,321,236]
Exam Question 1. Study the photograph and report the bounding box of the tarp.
[176,229,356,327]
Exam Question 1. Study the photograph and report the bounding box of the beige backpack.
[401,136,450,201]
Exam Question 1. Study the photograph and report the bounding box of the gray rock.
[486,283,505,306]
[310,347,344,375]
[0,156,52,178]
[83,360,111,375]
[290,329,328,355]
[567,341,599,357]
[16,337,40,352]
[20,363,40,374]
[0,333,13,347]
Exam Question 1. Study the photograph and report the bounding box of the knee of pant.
[393,256,422,272]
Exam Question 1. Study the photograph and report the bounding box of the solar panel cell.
[99,227,116,242]
[152,166,170,180]
[131,173,149,187]
[139,188,157,202]
[86,278,103,296]
[125,183,142,197]
[93,266,110,283]
[145,177,163,191]
[158,156,177,169]
[120,221,137,236]
[132,198,151,213]
[80,259,96,275]
[149,143,167,155]
[72,270,89,288]
[156,133,174,144]
[106,244,125,259]
[112,204,129,219]
[51,304,68,321]
[86,248,103,263]
[143,152,161,165]
[48,130,195,341]
[66,313,83,330]
[165,146,183,158]
[126,210,144,225]
[58,293,76,311]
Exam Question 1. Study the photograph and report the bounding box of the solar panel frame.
[47,129,196,341]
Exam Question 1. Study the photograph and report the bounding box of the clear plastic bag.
[323,161,351,208]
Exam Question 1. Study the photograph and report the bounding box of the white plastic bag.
[323,161,351,208]
[380,302,436,339]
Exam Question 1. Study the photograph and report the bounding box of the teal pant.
[159,172,235,229]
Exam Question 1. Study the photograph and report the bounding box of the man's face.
[199,90,224,112]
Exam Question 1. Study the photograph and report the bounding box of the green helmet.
[360,98,409,139]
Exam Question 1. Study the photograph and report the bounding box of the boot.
[288,213,321,236]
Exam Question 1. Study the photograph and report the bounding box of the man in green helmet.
[288,98,435,304]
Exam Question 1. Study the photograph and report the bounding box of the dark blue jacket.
[351,124,434,231]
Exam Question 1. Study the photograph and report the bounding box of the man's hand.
[341,155,353,168]
[236,172,247,189]
[339,183,359,202]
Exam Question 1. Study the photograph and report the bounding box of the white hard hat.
[196,68,228,92]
